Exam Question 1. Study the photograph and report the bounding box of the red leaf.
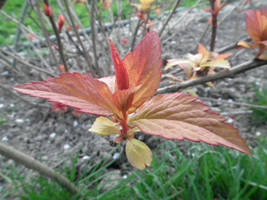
[246,9,267,43]
[109,40,129,90]
[112,88,135,116]
[129,93,251,155]
[123,31,162,113]
[14,73,120,117]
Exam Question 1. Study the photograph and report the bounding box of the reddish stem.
[121,112,129,138]
[209,0,217,52]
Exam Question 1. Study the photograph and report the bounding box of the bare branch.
[130,19,142,51]
[209,0,217,51]
[158,60,267,93]
[47,13,69,71]
[89,0,100,73]
[200,97,267,109]
[1,49,55,77]
[0,142,79,195]
[0,10,41,40]
[12,2,30,69]
[63,0,94,74]
[31,0,58,66]
[159,0,183,37]
[217,38,251,53]
[0,84,50,108]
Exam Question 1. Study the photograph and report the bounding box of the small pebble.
[256,131,261,136]
[0,104,4,108]
[73,120,78,127]
[1,71,9,76]
[137,135,144,140]
[15,119,24,124]
[64,144,71,150]
[82,155,91,160]
[112,152,120,160]
[227,118,233,123]
[122,175,128,179]
[49,132,57,139]
[42,156,48,160]
[9,113,15,118]
[1,136,8,142]
[10,104,14,108]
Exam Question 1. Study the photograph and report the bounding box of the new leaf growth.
[14,31,251,170]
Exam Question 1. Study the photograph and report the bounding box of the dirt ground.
[0,0,267,193]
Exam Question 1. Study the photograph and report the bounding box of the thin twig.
[0,10,41,40]
[217,37,251,53]
[63,0,94,74]
[159,0,183,37]
[158,60,267,93]
[209,0,217,51]
[198,23,210,44]
[44,2,69,72]
[130,19,142,51]
[117,0,122,21]
[12,2,30,70]
[200,97,267,109]
[143,11,151,35]
[0,84,50,108]
[0,59,20,74]
[161,0,202,45]
[0,142,79,195]
[95,8,110,47]
[220,111,252,116]
[89,0,100,74]
[66,31,83,55]
[1,49,55,77]
[32,0,58,66]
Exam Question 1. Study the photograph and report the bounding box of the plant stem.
[209,0,217,52]
[159,0,183,37]
[158,60,267,93]
[90,0,100,74]
[47,12,69,72]
[64,0,95,75]
[12,1,30,70]
[1,49,55,77]
[0,142,79,195]
[33,0,58,67]
[131,19,142,51]
[121,112,129,138]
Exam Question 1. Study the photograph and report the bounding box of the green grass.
[2,138,267,200]
[181,0,199,7]
[248,85,267,125]
[0,116,5,126]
